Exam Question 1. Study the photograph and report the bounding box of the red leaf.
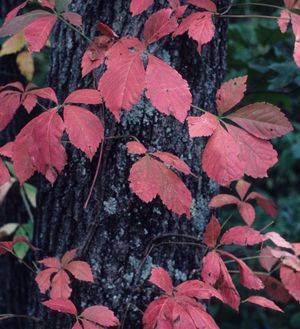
[259,247,278,272]
[65,261,94,282]
[168,0,180,9]
[246,192,278,218]
[187,113,219,137]
[129,155,192,217]
[235,179,251,200]
[64,89,102,105]
[40,0,55,10]
[81,36,114,77]
[0,142,13,158]
[293,243,300,256]
[99,38,145,121]
[0,10,51,37]
[64,105,104,160]
[81,320,100,329]
[72,321,82,329]
[201,251,221,285]
[23,15,57,53]
[4,0,29,24]
[149,267,173,295]
[50,270,72,299]
[152,151,191,175]
[219,250,264,290]
[127,141,148,155]
[226,124,278,179]
[25,109,66,184]
[35,268,58,294]
[216,76,247,115]
[175,6,188,19]
[244,296,283,312]
[39,257,61,268]
[61,249,77,265]
[176,279,223,302]
[209,194,240,208]
[292,14,300,67]
[143,9,178,45]
[278,10,290,33]
[203,215,221,248]
[26,86,58,104]
[202,125,244,186]
[0,159,10,186]
[280,265,300,302]
[264,232,293,250]
[61,12,82,28]
[0,91,21,132]
[145,54,192,123]
[227,102,293,140]
[220,226,264,246]
[130,0,154,16]
[173,12,215,54]
[218,257,241,310]
[188,0,217,12]
[258,274,291,303]
[97,22,118,38]
[270,249,300,271]
[81,306,120,327]
[42,298,77,315]
[238,201,256,226]
[186,304,220,329]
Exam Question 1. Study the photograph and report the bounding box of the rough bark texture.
[0,1,32,328]
[26,0,227,328]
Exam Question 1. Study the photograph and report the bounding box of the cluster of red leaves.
[209,179,277,226]
[188,76,293,186]
[38,249,120,329]
[201,214,300,313]
[143,267,223,329]
[0,85,103,184]
[278,0,300,67]
[0,0,82,52]
[127,141,192,218]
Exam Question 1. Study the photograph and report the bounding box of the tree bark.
[27,1,228,328]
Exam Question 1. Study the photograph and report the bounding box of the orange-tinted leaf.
[130,0,154,16]
[64,105,104,160]
[149,267,173,295]
[244,296,283,312]
[146,54,192,123]
[143,9,177,45]
[220,226,264,246]
[187,113,219,137]
[227,103,293,140]
[81,305,120,327]
[65,261,94,282]
[23,15,57,53]
[42,298,77,315]
[280,265,300,302]
[129,155,192,217]
[127,141,148,155]
[152,151,191,175]
[216,76,247,115]
[203,215,221,248]
[173,12,215,54]
[202,125,244,186]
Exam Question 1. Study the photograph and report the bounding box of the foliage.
[0,0,300,329]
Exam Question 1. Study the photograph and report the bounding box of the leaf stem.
[57,15,92,43]
[217,14,289,21]
[223,2,286,12]
[190,104,207,113]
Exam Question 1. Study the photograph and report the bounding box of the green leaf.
[13,223,33,259]
[23,183,37,207]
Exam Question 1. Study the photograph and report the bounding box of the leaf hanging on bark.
[130,0,154,16]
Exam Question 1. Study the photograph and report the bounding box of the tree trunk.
[27,0,229,328]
